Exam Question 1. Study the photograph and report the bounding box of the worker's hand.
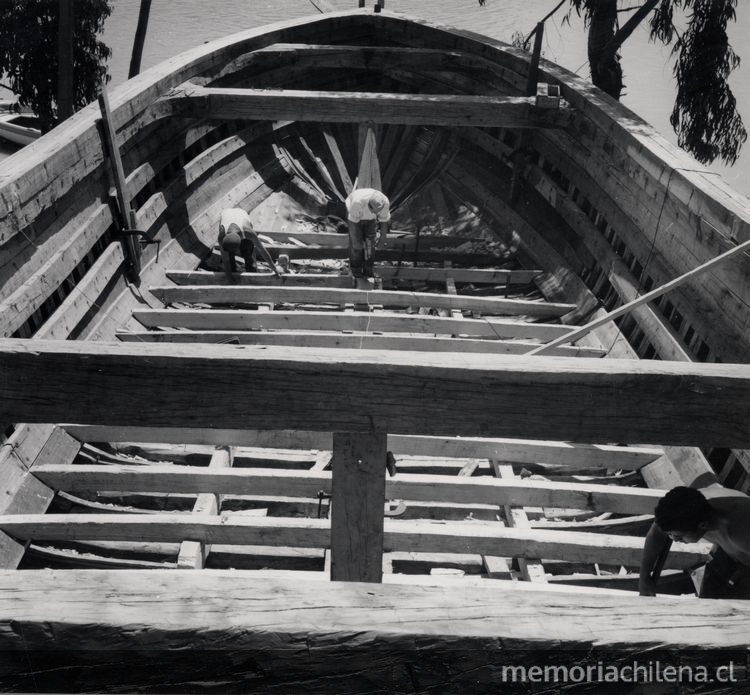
[638,577,657,597]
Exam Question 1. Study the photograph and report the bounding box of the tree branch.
[600,0,662,60]
[523,0,567,48]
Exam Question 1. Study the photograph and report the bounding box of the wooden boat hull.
[1,7,749,692]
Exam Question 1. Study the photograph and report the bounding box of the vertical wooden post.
[128,0,153,79]
[98,88,141,277]
[330,431,387,582]
[525,22,545,97]
[57,0,74,121]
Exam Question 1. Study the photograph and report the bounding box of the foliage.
[0,0,112,133]
[480,0,746,165]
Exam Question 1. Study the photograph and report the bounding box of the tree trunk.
[587,0,623,99]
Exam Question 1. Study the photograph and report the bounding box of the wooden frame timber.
[163,84,573,129]
[148,285,575,318]
[130,309,574,340]
[60,427,662,469]
[1,339,749,446]
[32,464,669,514]
[166,267,543,286]
[0,514,707,568]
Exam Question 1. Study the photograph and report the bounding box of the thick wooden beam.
[61,427,661,469]
[148,285,575,319]
[131,309,573,341]
[164,84,572,129]
[2,569,747,691]
[330,431,386,582]
[0,514,708,567]
[3,339,749,446]
[166,268,542,286]
[117,330,605,357]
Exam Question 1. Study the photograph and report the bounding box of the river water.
[2,0,749,197]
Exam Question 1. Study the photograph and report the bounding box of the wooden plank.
[210,245,506,266]
[131,309,574,341]
[322,126,353,193]
[330,431,386,582]
[116,330,606,357]
[177,446,232,569]
[0,514,707,568]
[356,124,381,191]
[61,427,662,469]
[4,339,748,445]
[33,465,669,515]
[165,85,572,129]
[149,285,575,319]
[35,242,126,340]
[0,205,112,336]
[166,268,543,286]
[3,569,748,693]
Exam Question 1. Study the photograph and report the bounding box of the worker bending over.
[344,188,390,279]
[218,208,279,283]
[640,485,750,599]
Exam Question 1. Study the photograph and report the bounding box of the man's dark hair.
[655,486,713,532]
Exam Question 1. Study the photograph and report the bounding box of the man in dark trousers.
[218,208,279,283]
[640,485,750,598]
[344,187,390,280]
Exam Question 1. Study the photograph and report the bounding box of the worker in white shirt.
[344,188,390,278]
[218,208,279,283]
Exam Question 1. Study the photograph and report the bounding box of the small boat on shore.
[0,5,749,692]
[0,112,41,146]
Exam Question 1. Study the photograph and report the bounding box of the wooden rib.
[34,465,667,515]
[0,514,706,568]
[117,330,606,357]
[148,285,575,319]
[131,309,574,341]
[164,85,572,129]
[176,446,232,569]
[166,268,542,286]
[61,428,662,469]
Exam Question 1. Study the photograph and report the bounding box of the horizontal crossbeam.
[166,268,542,286]
[2,340,749,445]
[148,285,575,318]
[61,428,662,469]
[116,330,604,357]
[131,309,573,340]
[0,514,706,567]
[33,464,664,514]
[164,85,572,129]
